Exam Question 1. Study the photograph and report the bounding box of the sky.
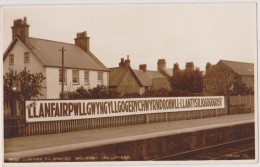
[1,3,257,71]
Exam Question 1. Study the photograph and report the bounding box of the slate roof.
[109,67,166,87]
[6,37,109,71]
[109,67,129,86]
[164,68,173,76]
[221,60,254,76]
[132,70,165,87]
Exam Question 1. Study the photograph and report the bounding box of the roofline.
[219,60,254,76]
[111,67,143,87]
[3,37,45,66]
[44,65,110,72]
[220,59,254,65]
[86,50,109,71]
[3,37,20,60]
[112,68,129,87]
[29,37,76,46]
[219,60,252,77]
[28,37,109,71]
[130,68,146,87]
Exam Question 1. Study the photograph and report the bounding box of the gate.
[4,116,26,138]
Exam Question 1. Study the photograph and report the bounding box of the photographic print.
[1,1,258,166]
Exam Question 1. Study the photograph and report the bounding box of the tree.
[230,76,254,95]
[169,68,203,96]
[4,68,46,101]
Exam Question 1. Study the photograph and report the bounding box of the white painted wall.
[3,40,110,99]
[45,67,109,99]
[3,40,44,74]
[3,40,47,98]
[45,67,59,99]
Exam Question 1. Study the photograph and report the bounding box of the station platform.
[4,113,254,160]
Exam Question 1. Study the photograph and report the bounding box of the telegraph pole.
[59,47,66,99]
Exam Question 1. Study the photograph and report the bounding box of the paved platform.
[4,113,254,159]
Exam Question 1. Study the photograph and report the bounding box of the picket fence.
[4,95,254,138]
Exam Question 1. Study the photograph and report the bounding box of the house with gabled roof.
[203,60,254,95]
[3,17,109,99]
[109,56,171,95]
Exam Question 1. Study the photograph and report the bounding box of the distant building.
[3,17,109,99]
[109,56,171,95]
[157,59,173,77]
[158,59,200,77]
[203,60,254,95]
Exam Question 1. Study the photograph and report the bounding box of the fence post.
[146,114,149,124]
[227,94,230,115]
[249,95,252,112]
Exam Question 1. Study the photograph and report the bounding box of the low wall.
[18,122,254,161]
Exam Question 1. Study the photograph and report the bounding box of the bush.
[65,86,121,99]
[143,88,170,97]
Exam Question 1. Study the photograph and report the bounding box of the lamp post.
[8,79,21,116]
[59,47,66,99]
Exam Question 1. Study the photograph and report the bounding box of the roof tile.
[27,38,108,71]
[221,60,254,76]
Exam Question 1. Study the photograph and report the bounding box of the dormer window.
[24,52,30,63]
[9,54,14,65]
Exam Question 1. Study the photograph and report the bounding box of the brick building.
[203,60,254,95]
[3,17,109,99]
[109,56,171,95]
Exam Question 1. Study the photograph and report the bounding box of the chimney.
[206,62,212,74]
[124,55,131,68]
[118,55,131,68]
[185,62,194,71]
[139,64,147,72]
[119,58,125,67]
[157,59,166,72]
[11,17,30,43]
[74,31,90,52]
[173,63,180,74]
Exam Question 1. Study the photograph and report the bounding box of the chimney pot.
[125,55,130,67]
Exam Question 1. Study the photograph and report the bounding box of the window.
[24,52,30,63]
[9,54,14,65]
[59,69,67,84]
[98,71,103,85]
[84,70,89,84]
[72,70,79,84]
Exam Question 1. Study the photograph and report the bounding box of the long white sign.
[25,96,224,122]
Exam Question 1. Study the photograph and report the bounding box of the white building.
[3,17,109,99]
